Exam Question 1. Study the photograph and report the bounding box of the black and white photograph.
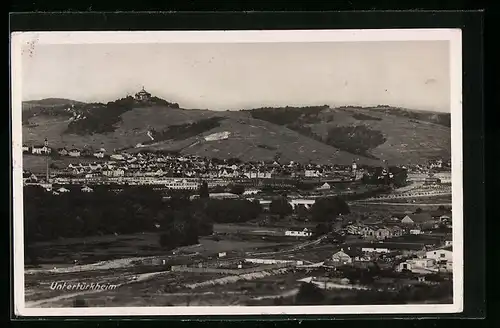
[11,29,463,316]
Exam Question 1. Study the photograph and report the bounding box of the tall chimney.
[44,138,49,183]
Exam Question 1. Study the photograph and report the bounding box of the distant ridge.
[21,95,451,165]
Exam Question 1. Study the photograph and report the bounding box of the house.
[103,168,125,177]
[425,246,453,263]
[110,154,125,161]
[58,148,68,156]
[397,258,437,273]
[388,225,403,237]
[23,172,38,183]
[164,179,199,190]
[93,151,105,158]
[316,182,331,190]
[81,185,93,193]
[327,250,354,266]
[359,242,426,254]
[361,226,376,239]
[68,149,81,157]
[243,189,261,196]
[345,224,363,235]
[401,215,415,225]
[57,187,70,193]
[326,247,370,267]
[285,227,312,237]
[439,215,451,223]
[374,227,391,240]
[304,169,321,178]
[409,228,422,235]
[88,163,102,171]
[32,145,51,155]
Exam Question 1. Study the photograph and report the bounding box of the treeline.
[250,105,329,126]
[288,124,386,159]
[325,125,386,158]
[23,186,212,248]
[351,113,382,121]
[295,280,453,305]
[201,198,262,223]
[362,166,408,188]
[369,106,451,128]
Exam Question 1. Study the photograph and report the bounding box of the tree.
[295,204,310,220]
[310,196,350,222]
[229,184,245,195]
[389,166,408,187]
[269,197,293,219]
[313,223,331,236]
[199,181,209,199]
[295,283,325,305]
[415,207,423,214]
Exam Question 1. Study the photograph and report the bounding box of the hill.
[247,105,451,163]
[21,98,451,165]
[22,98,85,109]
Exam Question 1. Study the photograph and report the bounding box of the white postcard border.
[11,28,463,317]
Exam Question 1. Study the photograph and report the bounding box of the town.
[23,141,453,307]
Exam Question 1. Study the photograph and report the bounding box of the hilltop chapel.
[134,86,152,102]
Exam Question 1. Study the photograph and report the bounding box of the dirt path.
[25,270,170,308]
[185,268,291,289]
[251,288,299,301]
[247,235,327,257]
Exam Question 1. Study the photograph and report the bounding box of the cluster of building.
[343,212,452,238]
[325,243,453,274]
[23,143,106,158]
[23,146,366,186]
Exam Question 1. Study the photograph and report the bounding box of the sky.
[21,41,451,112]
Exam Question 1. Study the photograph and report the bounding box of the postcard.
[11,29,463,316]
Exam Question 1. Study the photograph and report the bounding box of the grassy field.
[27,229,295,266]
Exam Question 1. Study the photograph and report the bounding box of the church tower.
[351,160,357,180]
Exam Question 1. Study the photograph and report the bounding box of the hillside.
[21,98,451,165]
[22,98,85,109]
[247,105,451,163]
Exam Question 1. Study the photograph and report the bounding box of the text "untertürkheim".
[50,281,118,291]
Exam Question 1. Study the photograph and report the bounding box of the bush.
[310,196,350,222]
[295,283,325,305]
